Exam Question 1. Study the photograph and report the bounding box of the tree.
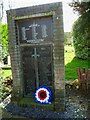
[72,12,90,59]
[69,1,90,15]
[69,1,90,60]
[0,24,8,60]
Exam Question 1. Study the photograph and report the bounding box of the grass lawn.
[0,69,12,79]
[65,45,89,80]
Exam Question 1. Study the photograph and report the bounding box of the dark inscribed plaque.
[17,16,53,44]
[21,45,53,96]
[38,46,53,87]
[21,47,35,96]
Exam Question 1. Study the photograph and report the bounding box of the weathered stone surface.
[7,2,65,111]
[55,89,65,98]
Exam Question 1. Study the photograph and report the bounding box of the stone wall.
[7,2,65,111]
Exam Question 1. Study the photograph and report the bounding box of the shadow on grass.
[65,57,89,80]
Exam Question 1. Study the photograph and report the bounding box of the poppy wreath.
[34,86,52,104]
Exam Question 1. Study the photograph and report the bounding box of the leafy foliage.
[69,1,90,15]
[69,1,90,60]
[0,24,8,60]
[0,75,12,101]
[72,12,90,59]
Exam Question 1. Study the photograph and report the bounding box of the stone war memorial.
[7,2,65,111]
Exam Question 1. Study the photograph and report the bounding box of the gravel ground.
[1,89,90,119]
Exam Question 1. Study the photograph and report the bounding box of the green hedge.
[72,12,90,60]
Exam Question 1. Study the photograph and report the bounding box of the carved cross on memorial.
[32,48,40,88]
